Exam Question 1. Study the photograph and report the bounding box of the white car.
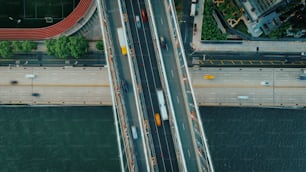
[25,74,36,79]
[260,81,270,86]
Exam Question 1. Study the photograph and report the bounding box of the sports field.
[0,106,120,171]
[0,0,80,28]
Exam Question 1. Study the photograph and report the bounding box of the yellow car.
[204,74,215,80]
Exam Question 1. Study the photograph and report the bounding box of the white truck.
[156,89,168,121]
[190,4,196,16]
[117,27,127,56]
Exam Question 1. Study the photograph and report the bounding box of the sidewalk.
[192,1,306,53]
[34,41,99,53]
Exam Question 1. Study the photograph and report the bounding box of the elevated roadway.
[191,67,306,107]
[0,66,111,105]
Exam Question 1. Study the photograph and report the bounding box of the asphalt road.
[0,67,111,105]
[103,0,148,171]
[124,0,178,171]
[151,0,200,171]
[191,67,306,106]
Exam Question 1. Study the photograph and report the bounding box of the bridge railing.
[161,0,215,171]
[98,0,136,171]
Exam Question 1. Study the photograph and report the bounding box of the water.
[1,105,305,172]
[200,106,306,172]
[0,106,120,172]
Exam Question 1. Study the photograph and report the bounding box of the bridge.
[1,0,305,171]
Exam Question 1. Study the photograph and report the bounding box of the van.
[155,113,161,127]
[131,126,138,139]
[237,96,249,100]
[141,9,148,22]
[25,74,36,79]
[135,15,141,28]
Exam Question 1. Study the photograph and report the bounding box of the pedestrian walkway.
[191,1,306,53]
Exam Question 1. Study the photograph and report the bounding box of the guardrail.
[163,0,215,171]
[144,0,187,171]
[97,0,136,171]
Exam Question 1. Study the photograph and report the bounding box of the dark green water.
[0,106,120,172]
[201,107,306,172]
[1,106,305,172]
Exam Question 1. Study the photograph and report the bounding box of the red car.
[141,9,148,22]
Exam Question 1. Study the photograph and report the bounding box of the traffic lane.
[104,0,147,170]
[127,0,177,171]
[159,121,179,172]
[125,0,167,171]
[150,1,199,171]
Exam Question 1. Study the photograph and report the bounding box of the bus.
[156,89,168,121]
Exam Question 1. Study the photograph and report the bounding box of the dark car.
[159,36,166,48]
[32,93,40,97]
[121,80,129,93]
[10,80,18,85]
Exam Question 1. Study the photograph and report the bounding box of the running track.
[0,0,92,40]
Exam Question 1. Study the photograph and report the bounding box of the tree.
[69,36,88,59]
[22,40,37,52]
[46,39,56,55]
[12,41,22,52]
[55,36,70,59]
[0,41,12,58]
[96,40,104,50]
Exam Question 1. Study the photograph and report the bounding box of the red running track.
[0,0,92,40]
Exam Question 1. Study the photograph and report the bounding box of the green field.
[0,0,79,28]
[0,106,120,172]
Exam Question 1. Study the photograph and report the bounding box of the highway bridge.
[2,0,305,172]
[2,67,306,107]
[98,0,213,171]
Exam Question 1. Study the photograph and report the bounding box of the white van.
[135,15,141,28]
[131,126,138,139]
[237,96,249,100]
[25,74,36,79]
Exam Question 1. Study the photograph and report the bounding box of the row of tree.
[0,41,37,58]
[0,36,104,59]
[46,36,89,59]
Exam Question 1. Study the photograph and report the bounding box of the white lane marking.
[176,96,179,104]
[188,149,191,158]
[171,70,174,78]
[160,18,163,25]
[182,123,185,130]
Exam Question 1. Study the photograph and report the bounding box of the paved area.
[191,1,306,53]
[0,67,111,105]
[190,67,306,107]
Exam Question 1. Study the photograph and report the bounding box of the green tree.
[46,39,56,55]
[96,40,104,51]
[12,41,23,52]
[55,36,70,59]
[22,40,37,52]
[0,41,12,58]
[69,36,88,59]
